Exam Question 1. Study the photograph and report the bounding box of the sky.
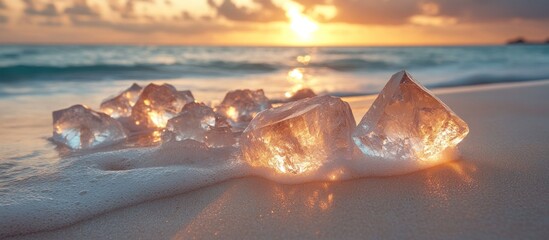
[0,0,548,46]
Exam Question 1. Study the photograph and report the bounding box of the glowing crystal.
[287,88,316,102]
[163,102,236,148]
[215,89,271,127]
[100,83,142,118]
[52,105,127,150]
[352,70,469,161]
[241,95,356,174]
[131,83,194,129]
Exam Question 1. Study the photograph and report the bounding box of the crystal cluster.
[52,105,127,150]
[241,95,356,174]
[215,89,271,127]
[352,71,469,161]
[163,102,236,148]
[100,83,142,118]
[131,83,195,129]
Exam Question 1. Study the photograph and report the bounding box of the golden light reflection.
[151,130,162,143]
[147,111,170,128]
[273,182,335,213]
[285,67,307,98]
[225,106,238,122]
[424,161,477,202]
[327,168,346,181]
[296,55,311,65]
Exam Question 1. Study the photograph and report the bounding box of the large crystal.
[241,95,356,174]
[163,102,236,148]
[100,83,142,118]
[215,89,271,127]
[352,70,469,161]
[52,105,127,150]
[131,83,194,129]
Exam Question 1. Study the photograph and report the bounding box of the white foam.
[0,141,247,237]
[0,139,459,238]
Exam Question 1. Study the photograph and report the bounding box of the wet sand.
[10,80,549,239]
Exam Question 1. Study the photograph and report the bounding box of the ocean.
[1,45,549,98]
[1,45,549,236]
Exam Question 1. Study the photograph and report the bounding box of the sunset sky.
[0,0,548,46]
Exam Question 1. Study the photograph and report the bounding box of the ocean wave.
[0,61,281,82]
[311,58,392,71]
[430,71,549,88]
[0,64,162,82]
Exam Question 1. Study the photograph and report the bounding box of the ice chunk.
[215,89,271,127]
[287,88,316,102]
[241,95,356,174]
[131,83,195,129]
[352,70,469,161]
[52,105,127,150]
[100,83,142,118]
[163,102,236,148]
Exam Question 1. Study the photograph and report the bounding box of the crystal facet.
[287,88,316,102]
[241,95,356,174]
[163,102,236,148]
[215,89,271,127]
[100,83,142,118]
[131,83,195,129]
[352,70,469,161]
[52,105,127,150]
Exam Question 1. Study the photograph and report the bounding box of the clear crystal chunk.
[215,89,271,127]
[52,105,127,150]
[131,83,194,129]
[241,95,356,174]
[100,83,142,118]
[287,88,316,102]
[352,71,469,161]
[163,102,236,148]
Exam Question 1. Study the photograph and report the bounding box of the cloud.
[181,11,193,21]
[64,0,99,17]
[69,15,247,34]
[293,0,549,25]
[23,1,60,17]
[434,0,549,22]
[211,0,286,22]
[38,19,63,27]
[329,0,419,25]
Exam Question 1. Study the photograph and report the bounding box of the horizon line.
[0,42,511,48]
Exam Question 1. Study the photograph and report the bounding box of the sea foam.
[0,137,460,237]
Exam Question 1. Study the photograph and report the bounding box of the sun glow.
[285,5,318,40]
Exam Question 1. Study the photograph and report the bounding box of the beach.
[6,80,549,239]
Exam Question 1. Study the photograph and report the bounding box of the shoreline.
[7,79,549,239]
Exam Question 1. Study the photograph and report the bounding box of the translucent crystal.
[100,83,142,118]
[131,83,195,129]
[241,95,356,174]
[52,105,127,150]
[215,89,271,127]
[287,88,316,102]
[352,70,469,161]
[163,102,236,148]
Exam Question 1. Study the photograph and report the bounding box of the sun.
[285,5,319,40]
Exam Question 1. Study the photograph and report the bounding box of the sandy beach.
[7,80,549,240]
